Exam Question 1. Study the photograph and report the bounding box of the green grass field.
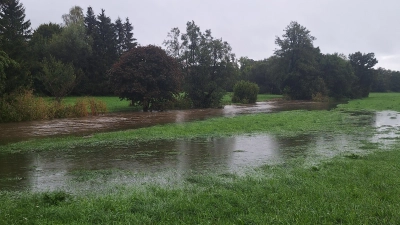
[1,93,400,224]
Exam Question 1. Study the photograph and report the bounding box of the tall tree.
[349,52,378,98]
[274,21,325,100]
[123,18,137,52]
[0,0,32,93]
[115,17,125,56]
[90,9,117,95]
[164,21,236,108]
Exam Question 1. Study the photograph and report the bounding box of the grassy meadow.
[1,93,400,224]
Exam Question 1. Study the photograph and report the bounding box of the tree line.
[1,0,399,113]
[0,1,136,100]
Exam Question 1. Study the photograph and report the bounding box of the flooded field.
[1,101,398,192]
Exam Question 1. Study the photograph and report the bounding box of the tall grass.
[0,91,107,122]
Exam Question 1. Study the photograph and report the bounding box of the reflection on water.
[0,131,372,192]
[2,104,397,193]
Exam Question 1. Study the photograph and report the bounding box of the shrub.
[0,91,107,122]
[232,81,259,104]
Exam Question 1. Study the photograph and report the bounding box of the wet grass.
[1,146,400,224]
[0,109,363,153]
[337,92,400,112]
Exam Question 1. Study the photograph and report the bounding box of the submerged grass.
[1,146,400,224]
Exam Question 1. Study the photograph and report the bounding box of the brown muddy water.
[2,102,398,192]
[0,100,339,145]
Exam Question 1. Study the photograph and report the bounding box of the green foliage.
[349,52,378,98]
[40,56,76,102]
[109,45,183,112]
[0,0,32,94]
[371,68,400,92]
[275,21,325,100]
[0,51,19,96]
[319,53,355,99]
[232,80,259,103]
[164,21,237,108]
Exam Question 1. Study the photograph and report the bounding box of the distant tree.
[371,67,391,92]
[86,9,117,95]
[164,21,236,108]
[115,17,125,56]
[319,53,355,99]
[390,71,400,92]
[238,57,256,81]
[109,45,183,112]
[246,56,285,94]
[84,6,97,37]
[0,50,18,96]
[29,23,63,94]
[48,7,91,96]
[62,6,84,26]
[163,27,182,58]
[0,0,31,93]
[123,18,137,52]
[40,56,76,102]
[274,21,325,100]
[349,52,378,98]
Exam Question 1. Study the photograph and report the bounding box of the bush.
[232,81,259,104]
[0,91,108,122]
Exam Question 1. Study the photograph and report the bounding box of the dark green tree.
[274,21,325,100]
[123,18,137,52]
[246,56,285,94]
[84,6,96,37]
[109,45,183,112]
[29,22,63,94]
[319,53,355,99]
[349,52,378,98]
[0,50,18,96]
[115,17,125,56]
[371,67,390,92]
[164,21,236,108]
[0,0,31,93]
[390,71,400,92]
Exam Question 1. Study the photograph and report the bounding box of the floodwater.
[0,100,339,145]
[2,102,397,192]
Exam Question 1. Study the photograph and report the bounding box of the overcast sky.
[21,0,400,71]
